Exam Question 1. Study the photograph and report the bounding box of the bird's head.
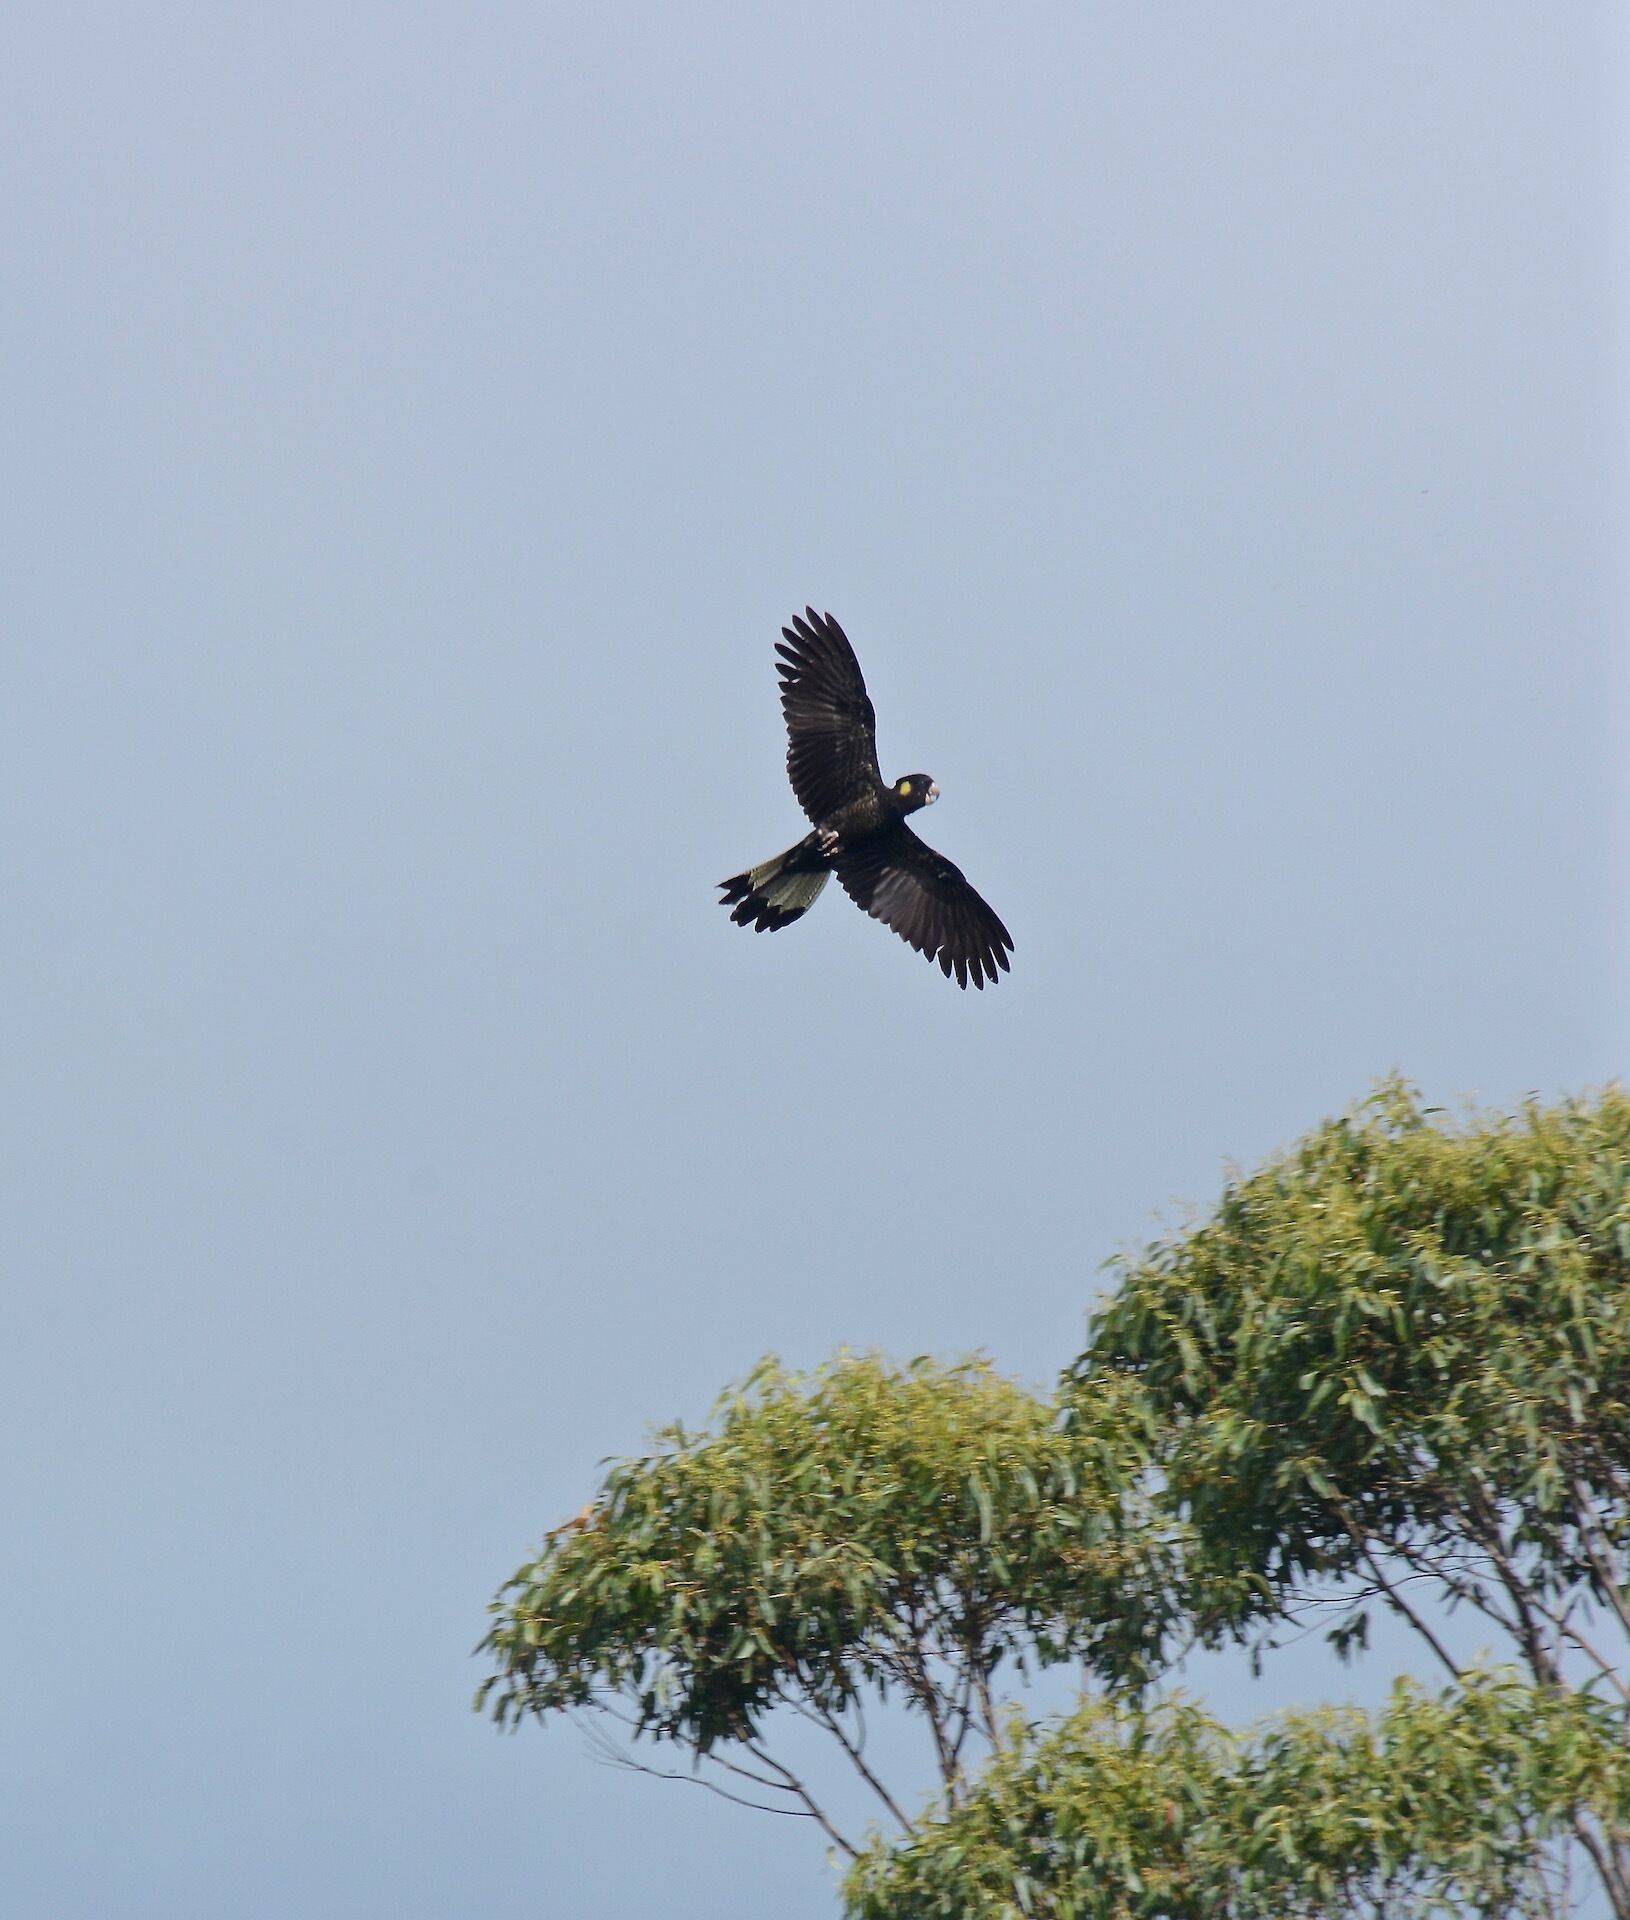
[893,775,939,814]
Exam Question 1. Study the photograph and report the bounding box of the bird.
[719,608,1012,989]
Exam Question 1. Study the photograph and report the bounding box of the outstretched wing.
[835,823,1013,990]
[775,608,884,824]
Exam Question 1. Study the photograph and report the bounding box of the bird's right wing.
[835,822,1013,989]
[775,608,884,823]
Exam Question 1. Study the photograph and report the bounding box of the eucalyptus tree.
[847,1673,1629,1920]
[478,1353,1171,1860]
[1074,1080,1630,1916]
[480,1083,1630,1916]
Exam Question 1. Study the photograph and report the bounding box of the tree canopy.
[1077,1080,1630,1659]
[1073,1080,1630,1913]
[848,1675,1629,1920]
[480,1082,1630,1916]
[478,1353,1172,1852]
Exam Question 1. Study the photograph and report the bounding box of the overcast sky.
[3,5,1626,1915]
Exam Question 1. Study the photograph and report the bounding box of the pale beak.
[925,782,940,803]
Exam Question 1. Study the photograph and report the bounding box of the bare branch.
[880,1596,960,1800]
[805,1698,917,1834]
[741,1738,860,1862]
[569,1714,826,1823]
[1569,1476,1630,1649]
[944,1654,976,1779]
[575,1700,799,1795]
[1573,1814,1630,1920]
[1352,1532,1463,1681]
[570,1696,879,1861]
[1515,1595,1630,1710]
[973,1664,999,1746]
[1463,1485,1563,1691]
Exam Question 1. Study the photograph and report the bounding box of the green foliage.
[482,1085,1630,1915]
[477,1353,1170,1757]
[845,1673,1630,1919]
[847,1694,1217,1920]
[1071,1079,1630,1636]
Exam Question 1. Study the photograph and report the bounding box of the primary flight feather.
[719,609,1013,990]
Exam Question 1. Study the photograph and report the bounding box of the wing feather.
[775,608,884,824]
[835,823,1013,990]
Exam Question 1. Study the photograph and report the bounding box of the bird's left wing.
[835,822,1013,989]
[775,608,885,823]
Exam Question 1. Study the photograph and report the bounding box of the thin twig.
[570,1714,818,1819]
[900,1602,956,1794]
[741,1738,859,1861]
[1367,1549,1463,1679]
[1334,1508,1463,1680]
[973,1664,998,1746]
[944,1649,977,1780]
[1519,1596,1630,1708]
[807,1698,916,1834]
[1573,1814,1630,1920]
[1569,1477,1630,1647]
[576,1701,801,1796]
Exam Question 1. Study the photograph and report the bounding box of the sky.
[2,4,1626,1915]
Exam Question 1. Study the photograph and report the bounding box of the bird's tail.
[718,835,831,932]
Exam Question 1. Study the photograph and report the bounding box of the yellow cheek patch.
[897,778,912,796]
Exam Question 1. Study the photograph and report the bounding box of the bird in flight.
[719,609,1012,989]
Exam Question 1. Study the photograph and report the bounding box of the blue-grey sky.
[3,5,1625,1915]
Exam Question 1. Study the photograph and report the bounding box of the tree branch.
[579,1700,801,1796]
[974,1663,999,1746]
[1339,1515,1463,1682]
[1572,1814,1630,1920]
[804,1698,916,1835]
[740,1738,859,1861]
[907,1608,958,1800]
[571,1714,820,1821]
[1516,1593,1630,1709]
[570,1698,862,1859]
[1569,1475,1630,1649]
[882,1597,959,1801]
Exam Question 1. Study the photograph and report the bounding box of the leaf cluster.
[846,1672,1630,1920]
[480,1084,1630,1915]
[1072,1079,1630,1631]
[477,1354,1172,1757]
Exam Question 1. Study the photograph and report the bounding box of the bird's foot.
[816,827,840,857]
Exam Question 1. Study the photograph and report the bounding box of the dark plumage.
[719,609,1013,989]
